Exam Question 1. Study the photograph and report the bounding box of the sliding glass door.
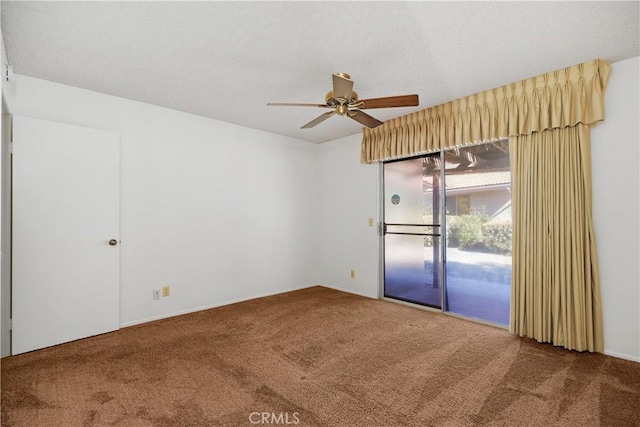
[383,140,512,326]
[442,140,511,325]
[383,155,442,308]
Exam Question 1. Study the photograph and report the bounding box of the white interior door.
[12,116,120,354]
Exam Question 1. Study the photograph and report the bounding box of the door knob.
[109,239,118,246]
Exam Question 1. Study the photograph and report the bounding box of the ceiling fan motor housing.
[325,90,359,109]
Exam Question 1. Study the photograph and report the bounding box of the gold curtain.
[361,59,610,163]
[510,124,603,352]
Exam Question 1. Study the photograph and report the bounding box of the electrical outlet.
[350,269,355,278]
[162,285,170,297]
[152,289,161,300]
[368,218,374,227]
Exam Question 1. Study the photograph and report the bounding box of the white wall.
[316,134,379,298]
[4,75,320,329]
[591,56,640,362]
[318,57,640,362]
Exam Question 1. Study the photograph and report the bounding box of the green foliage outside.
[481,222,512,255]
[449,212,512,255]
[423,211,512,255]
[452,213,485,249]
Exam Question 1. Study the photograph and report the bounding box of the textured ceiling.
[2,1,639,143]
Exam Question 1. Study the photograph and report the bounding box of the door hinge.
[9,142,13,154]
[378,222,386,236]
[8,319,12,331]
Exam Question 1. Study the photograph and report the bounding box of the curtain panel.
[361,59,610,163]
[510,124,603,352]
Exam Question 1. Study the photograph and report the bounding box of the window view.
[442,140,511,325]
[445,195,470,215]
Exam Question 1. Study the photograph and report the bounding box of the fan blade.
[301,111,336,129]
[268,102,330,108]
[348,110,384,128]
[332,74,353,101]
[357,94,419,109]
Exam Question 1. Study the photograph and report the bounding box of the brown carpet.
[1,286,639,427]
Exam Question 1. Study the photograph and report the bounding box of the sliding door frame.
[378,144,509,330]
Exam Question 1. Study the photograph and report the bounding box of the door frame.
[1,94,11,357]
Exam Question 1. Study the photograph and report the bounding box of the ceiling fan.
[267,72,419,129]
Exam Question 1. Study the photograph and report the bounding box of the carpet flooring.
[2,286,639,426]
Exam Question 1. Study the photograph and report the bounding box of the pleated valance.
[361,59,611,163]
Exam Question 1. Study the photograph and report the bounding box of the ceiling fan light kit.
[268,73,419,129]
